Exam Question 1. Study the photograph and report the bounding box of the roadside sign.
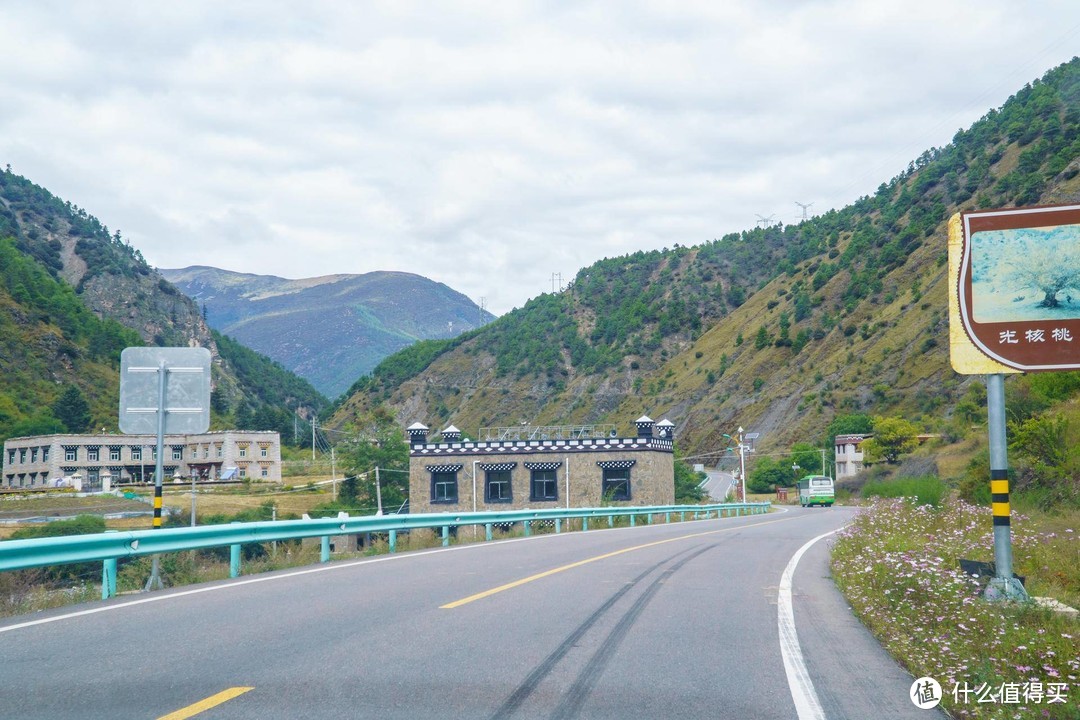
[119,347,211,434]
[948,204,1080,374]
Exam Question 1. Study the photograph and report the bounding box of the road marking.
[777,528,841,720]
[157,687,254,720]
[442,516,793,608]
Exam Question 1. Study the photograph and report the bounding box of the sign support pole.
[145,360,167,591]
[985,373,1028,601]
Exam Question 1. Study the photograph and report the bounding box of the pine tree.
[52,385,91,433]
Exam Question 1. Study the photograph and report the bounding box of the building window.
[65,447,77,462]
[260,466,269,478]
[131,447,142,461]
[602,468,630,500]
[260,446,268,458]
[6,450,13,465]
[87,447,99,462]
[204,446,210,459]
[109,447,121,462]
[530,469,558,501]
[238,445,248,458]
[42,447,49,463]
[431,471,458,503]
[19,448,27,463]
[485,470,512,503]
[30,448,38,463]
[169,446,181,461]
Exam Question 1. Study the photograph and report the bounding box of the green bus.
[797,475,835,507]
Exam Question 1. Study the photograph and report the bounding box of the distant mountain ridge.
[160,266,496,398]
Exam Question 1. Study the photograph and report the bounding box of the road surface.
[0,506,942,719]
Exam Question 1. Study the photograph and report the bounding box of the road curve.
[0,507,939,719]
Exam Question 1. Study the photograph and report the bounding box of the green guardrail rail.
[0,501,771,599]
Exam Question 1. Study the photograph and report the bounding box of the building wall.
[2,431,282,489]
[834,434,868,480]
[408,434,675,514]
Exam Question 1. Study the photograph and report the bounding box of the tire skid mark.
[550,545,713,720]
[489,543,715,720]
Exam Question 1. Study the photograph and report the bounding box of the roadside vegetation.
[832,498,1079,719]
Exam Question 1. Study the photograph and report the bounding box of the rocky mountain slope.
[329,59,1080,459]
[160,266,495,398]
[0,170,326,440]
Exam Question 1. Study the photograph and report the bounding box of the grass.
[861,474,949,507]
[832,497,1080,719]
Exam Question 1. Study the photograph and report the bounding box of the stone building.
[2,431,282,491]
[407,416,676,513]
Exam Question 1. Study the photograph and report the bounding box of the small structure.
[2,431,283,490]
[408,416,676,513]
[834,434,870,479]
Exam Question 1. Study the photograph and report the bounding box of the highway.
[0,507,941,719]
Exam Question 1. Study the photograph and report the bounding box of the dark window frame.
[602,467,631,501]
[530,468,559,502]
[431,470,458,504]
[485,469,513,503]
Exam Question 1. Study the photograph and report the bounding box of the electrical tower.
[755,214,776,228]
[551,272,563,293]
[795,201,814,221]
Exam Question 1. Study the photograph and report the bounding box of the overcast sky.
[2,2,1078,315]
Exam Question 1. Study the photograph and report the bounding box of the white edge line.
[778,527,841,720]
[0,510,777,635]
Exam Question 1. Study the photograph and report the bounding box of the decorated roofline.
[409,435,674,458]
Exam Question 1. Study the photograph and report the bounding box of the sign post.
[120,347,211,590]
[948,204,1080,601]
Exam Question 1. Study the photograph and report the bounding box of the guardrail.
[0,501,770,599]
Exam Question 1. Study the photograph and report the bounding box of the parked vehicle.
[797,475,834,507]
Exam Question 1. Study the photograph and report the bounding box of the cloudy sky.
[2,1,1078,315]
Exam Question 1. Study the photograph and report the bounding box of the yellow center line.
[157,687,254,720]
[440,516,793,609]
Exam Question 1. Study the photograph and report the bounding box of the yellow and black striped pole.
[152,483,162,528]
[986,374,1027,600]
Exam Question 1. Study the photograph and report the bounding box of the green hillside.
[331,58,1080,496]
[0,170,327,444]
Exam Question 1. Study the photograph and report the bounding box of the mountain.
[0,170,327,443]
[159,266,496,398]
[329,58,1080,460]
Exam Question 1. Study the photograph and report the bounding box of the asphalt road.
[0,507,942,719]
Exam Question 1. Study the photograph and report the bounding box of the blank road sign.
[119,347,211,435]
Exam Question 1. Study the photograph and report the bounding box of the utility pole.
[738,427,747,502]
[311,416,316,461]
[375,467,383,515]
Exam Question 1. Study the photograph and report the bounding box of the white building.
[2,431,281,491]
[834,434,870,479]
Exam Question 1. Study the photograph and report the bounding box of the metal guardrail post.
[442,526,449,547]
[102,530,118,600]
[230,542,241,578]
[102,557,117,600]
[681,511,685,521]
[388,530,397,553]
[555,518,562,534]
[608,515,613,527]
[630,514,635,527]
[524,520,531,537]
[665,512,670,523]
[319,536,330,563]
[485,523,493,541]
[582,517,588,532]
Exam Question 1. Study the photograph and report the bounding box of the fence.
[0,501,771,599]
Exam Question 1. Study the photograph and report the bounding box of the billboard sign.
[949,204,1080,374]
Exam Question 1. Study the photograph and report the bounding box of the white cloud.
[1,0,1079,314]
